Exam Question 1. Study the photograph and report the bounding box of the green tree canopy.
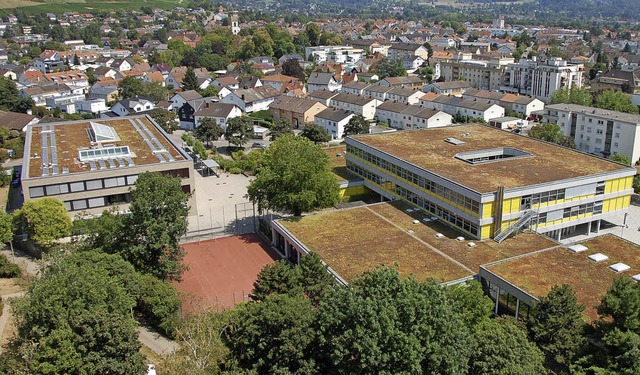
[224,116,254,147]
[117,77,168,102]
[528,284,586,370]
[0,210,13,244]
[529,123,576,148]
[182,67,200,91]
[611,152,632,166]
[548,87,593,106]
[194,117,224,147]
[20,197,71,248]
[305,23,321,47]
[0,77,33,113]
[300,123,331,143]
[595,89,639,114]
[9,255,143,374]
[343,115,370,137]
[374,57,408,79]
[269,119,294,141]
[470,317,546,375]
[281,59,305,81]
[149,108,179,134]
[247,135,339,216]
[121,172,191,281]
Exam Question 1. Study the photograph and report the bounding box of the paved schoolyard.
[176,234,280,315]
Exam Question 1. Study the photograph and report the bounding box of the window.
[615,133,620,138]
[70,181,85,192]
[29,186,45,198]
[596,129,603,135]
[85,179,102,190]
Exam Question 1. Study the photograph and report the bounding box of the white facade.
[502,58,584,102]
[304,46,364,64]
[76,98,108,114]
[194,106,242,130]
[314,109,354,140]
[329,93,382,121]
[45,93,85,114]
[543,104,640,163]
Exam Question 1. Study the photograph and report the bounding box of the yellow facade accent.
[482,202,494,219]
[602,195,632,213]
[481,225,492,239]
[605,176,633,194]
[502,197,520,215]
[339,185,368,199]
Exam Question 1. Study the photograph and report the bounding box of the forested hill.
[537,0,640,19]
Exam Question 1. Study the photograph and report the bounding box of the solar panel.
[78,146,131,161]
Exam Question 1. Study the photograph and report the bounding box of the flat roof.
[483,235,640,321]
[546,103,640,124]
[25,115,187,179]
[278,201,555,283]
[324,145,358,183]
[350,124,631,193]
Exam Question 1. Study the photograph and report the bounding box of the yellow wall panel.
[481,225,492,239]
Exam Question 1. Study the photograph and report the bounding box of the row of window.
[64,193,130,212]
[346,145,480,213]
[563,201,603,218]
[521,188,566,208]
[30,175,139,198]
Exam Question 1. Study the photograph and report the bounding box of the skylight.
[90,121,119,142]
[79,146,131,161]
[568,244,588,253]
[455,148,532,164]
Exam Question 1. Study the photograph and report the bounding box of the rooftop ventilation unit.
[412,220,420,224]
[568,244,588,253]
[588,253,609,263]
[435,233,444,238]
[610,263,630,273]
[456,236,465,241]
[444,137,465,145]
[632,274,640,282]
[467,242,476,247]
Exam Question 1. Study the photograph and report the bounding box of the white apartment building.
[314,108,354,140]
[440,56,514,91]
[502,58,584,102]
[304,46,365,64]
[329,93,382,121]
[375,101,452,130]
[543,103,640,163]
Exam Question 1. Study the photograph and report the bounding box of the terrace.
[482,234,640,321]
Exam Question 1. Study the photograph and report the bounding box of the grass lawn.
[324,145,358,183]
[0,186,8,212]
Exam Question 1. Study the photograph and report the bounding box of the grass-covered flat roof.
[324,145,358,183]
[484,234,640,321]
[350,124,631,193]
[278,201,556,283]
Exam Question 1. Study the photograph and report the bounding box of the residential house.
[269,95,327,128]
[220,85,280,113]
[362,84,394,102]
[385,87,424,105]
[193,102,242,130]
[89,83,119,103]
[238,76,263,89]
[211,75,240,90]
[143,71,166,86]
[45,93,86,114]
[75,98,108,114]
[375,101,452,129]
[178,96,219,130]
[307,73,342,93]
[329,93,382,120]
[261,74,305,96]
[387,43,430,61]
[314,108,355,140]
[19,69,47,87]
[423,80,471,95]
[307,89,340,106]
[341,81,370,96]
[165,67,211,89]
[44,70,89,93]
[170,90,203,111]
[110,97,155,116]
[21,84,73,107]
[0,110,39,132]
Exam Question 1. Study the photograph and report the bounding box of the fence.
[181,202,259,243]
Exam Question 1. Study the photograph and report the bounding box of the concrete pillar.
[296,250,301,264]
[515,299,520,317]
[596,219,601,233]
[587,221,592,235]
[284,241,291,258]
[271,227,277,246]
[494,287,500,314]
[557,230,561,241]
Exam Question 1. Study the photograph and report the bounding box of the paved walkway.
[0,291,25,354]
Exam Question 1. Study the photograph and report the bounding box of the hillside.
[0,0,179,14]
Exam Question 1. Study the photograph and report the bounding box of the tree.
[281,59,305,81]
[199,85,219,98]
[250,260,302,302]
[247,135,340,216]
[548,87,593,106]
[597,277,640,332]
[117,77,167,102]
[595,89,639,114]
[0,78,33,113]
[162,310,232,374]
[611,152,632,166]
[314,268,473,374]
[305,23,321,47]
[301,123,331,143]
[228,293,317,374]
[269,119,294,141]
[194,117,224,147]
[529,123,575,148]
[149,108,179,134]
[374,57,408,79]
[528,284,586,370]
[469,318,546,375]
[343,115,370,136]
[9,257,143,374]
[224,116,253,147]
[122,172,190,281]
[418,66,435,82]
[0,210,13,244]
[182,67,200,91]
[298,251,334,306]
[20,198,71,248]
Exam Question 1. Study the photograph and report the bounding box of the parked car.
[252,142,266,149]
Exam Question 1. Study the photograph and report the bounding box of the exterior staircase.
[494,210,536,243]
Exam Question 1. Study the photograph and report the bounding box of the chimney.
[205,102,210,108]
[241,94,245,100]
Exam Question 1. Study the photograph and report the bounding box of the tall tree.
[194,117,224,147]
[149,108,179,134]
[281,59,305,81]
[0,78,33,113]
[122,172,191,281]
[470,318,546,375]
[374,57,408,79]
[298,251,334,306]
[343,115,370,136]
[269,119,294,141]
[597,277,640,332]
[305,23,321,47]
[182,67,200,91]
[224,116,254,147]
[9,257,143,374]
[528,284,586,370]
[117,77,167,102]
[250,260,302,302]
[548,87,593,106]
[0,210,13,244]
[529,123,576,148]
[611,152,632,166]
[301,123,331,143]
[247,135,340,216]
[595,89,639,114]
[19,197,71,248]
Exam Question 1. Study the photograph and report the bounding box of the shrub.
[229,167,243,174]
[137,274,181,338]
[0,253,21,278]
